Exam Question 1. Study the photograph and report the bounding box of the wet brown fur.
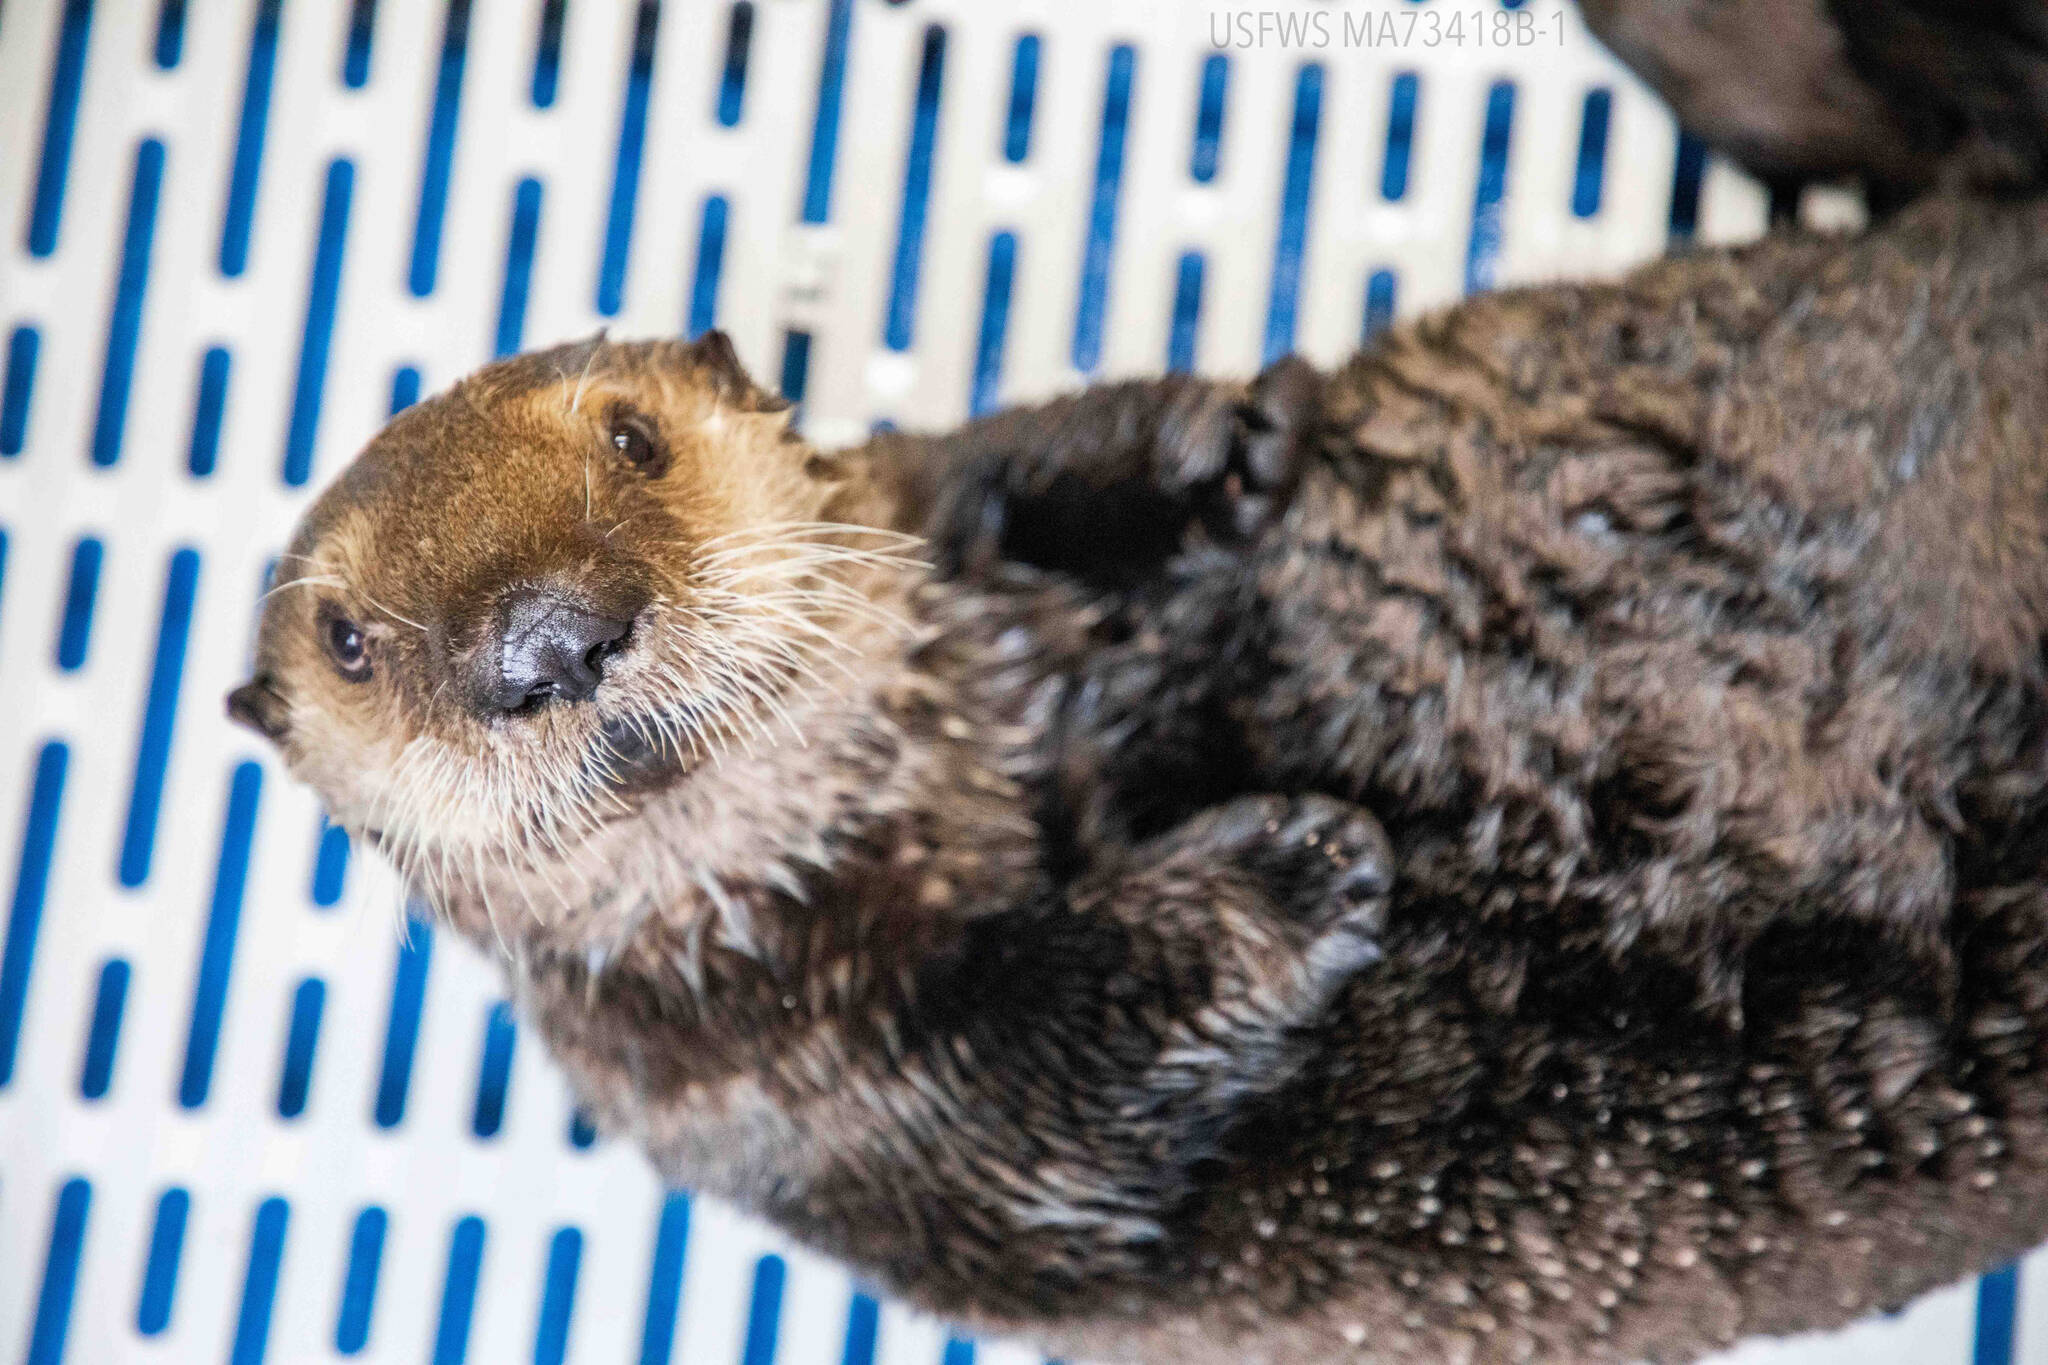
[238,196,2048,1363]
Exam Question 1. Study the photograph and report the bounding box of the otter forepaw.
[926,361,1325,587]
[1166,356,1324,544]
[1176,793,1395,954]
[1110,793,1395,1128]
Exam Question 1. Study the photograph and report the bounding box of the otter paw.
[1164,356,1324,543]
[1186,793,1395,943]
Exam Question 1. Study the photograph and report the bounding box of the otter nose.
[485,587,631,711]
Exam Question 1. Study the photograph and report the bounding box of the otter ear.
[691,329,749,387]
[227,675,291,745]
[691,330,791,414]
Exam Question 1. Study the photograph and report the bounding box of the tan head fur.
[229,333,920,908]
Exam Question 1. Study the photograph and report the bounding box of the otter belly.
[1106,194,2048,1363]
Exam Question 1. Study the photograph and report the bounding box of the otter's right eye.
[607,406,669,476]
[323,613,371,681]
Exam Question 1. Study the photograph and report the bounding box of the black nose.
[484,587,632,711]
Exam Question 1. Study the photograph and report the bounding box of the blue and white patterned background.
[0,0,2032,1362]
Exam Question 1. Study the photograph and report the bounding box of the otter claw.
[1264,795,1396,932]
[1177,356,1323,544]
[1182,793,1396,938]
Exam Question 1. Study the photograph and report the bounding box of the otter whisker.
[686,597,864,665]
[260,576,350,602]
[692,543,926,571]
[604,511,659,542]
[678,658,772,753]
[717,617,858,693]
[568,332,606,416]
[693,543,930,576]
[707,652,808,745]
[739,590,911,638]
[694,581,907,637]
[690,518,925,549]
[469,841,514,957]
[692,864,758,960]
[355,588,429,633]
[427,676,454,725]
[666,613,838,727]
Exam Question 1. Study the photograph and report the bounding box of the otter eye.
[607,407,667,475]
[323,612,372,681]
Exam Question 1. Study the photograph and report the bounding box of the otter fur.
[1579,0,2048,209]
[231,197,2048,1364]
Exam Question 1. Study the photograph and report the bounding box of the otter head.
[227,333,905,881]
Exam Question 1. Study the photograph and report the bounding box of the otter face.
[228,333,905,876]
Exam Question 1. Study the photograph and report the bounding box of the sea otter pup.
[231,196,2048,1364]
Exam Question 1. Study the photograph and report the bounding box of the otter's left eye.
[323,612,372,681]
[608,407,668,475]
